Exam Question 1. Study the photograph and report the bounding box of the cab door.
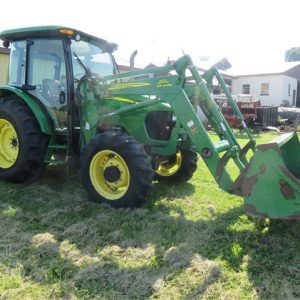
[26,39,69,130]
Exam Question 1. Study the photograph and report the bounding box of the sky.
[1,0,300,74]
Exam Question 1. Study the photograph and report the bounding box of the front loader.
[0,26,300,219]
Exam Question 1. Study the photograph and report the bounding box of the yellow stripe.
[109,82,151,91]
[110,97,135,104]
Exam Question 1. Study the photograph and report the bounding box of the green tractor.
[1,26,300,219]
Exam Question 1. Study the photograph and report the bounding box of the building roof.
[227,61,300,77]
[196,55,300,78]
[115,57,145,70]
[0,47,10,54]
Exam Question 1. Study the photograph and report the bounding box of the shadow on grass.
[149,180,196,202]
[1,170,300,298]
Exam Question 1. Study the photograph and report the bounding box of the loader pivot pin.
[202,148,212,159]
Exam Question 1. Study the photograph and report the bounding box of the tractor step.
[47,144,68,149]
[44,143,68,165]
[44,159,66,165]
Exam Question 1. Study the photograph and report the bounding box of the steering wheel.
[76,73,109,98]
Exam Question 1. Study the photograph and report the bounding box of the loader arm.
[86,54,300,219]
[100,55,255,194]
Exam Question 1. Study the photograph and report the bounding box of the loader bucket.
[238,132,300,219]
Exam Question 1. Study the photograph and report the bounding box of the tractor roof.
[0,25,118,52]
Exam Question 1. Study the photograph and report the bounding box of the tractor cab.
[0,26,118,130]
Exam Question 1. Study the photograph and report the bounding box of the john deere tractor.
[1,26,300,219]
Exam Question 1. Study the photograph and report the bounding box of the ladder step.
[55,128,68,135]
[45,159,66,165]
[48,144,68,150]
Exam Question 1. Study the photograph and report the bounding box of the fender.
[0,86,53,135]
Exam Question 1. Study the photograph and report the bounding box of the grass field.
[1,132,300,299]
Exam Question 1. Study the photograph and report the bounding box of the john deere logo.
[157,79,172,88]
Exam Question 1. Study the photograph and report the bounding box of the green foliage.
[0,133,300,299]
[285,47,300,62]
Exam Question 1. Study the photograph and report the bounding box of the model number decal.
[187,120,197,133]
[187,120,194,128]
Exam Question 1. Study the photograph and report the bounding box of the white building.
[230,62,300,107]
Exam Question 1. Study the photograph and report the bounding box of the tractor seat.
[42,79,62,108]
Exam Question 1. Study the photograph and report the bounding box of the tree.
[285,47,300,62]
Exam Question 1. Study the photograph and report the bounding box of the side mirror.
[3,40,10,48]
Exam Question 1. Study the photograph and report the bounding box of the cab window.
[71,40,114,82]
[8,41,26,86]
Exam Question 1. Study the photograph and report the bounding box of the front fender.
[0,86,53,135]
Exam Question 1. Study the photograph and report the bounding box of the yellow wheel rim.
[156,151,182,177]
[0,119,19,169]
[89,150,130,200]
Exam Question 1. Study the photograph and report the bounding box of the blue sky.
[1,0,300,74]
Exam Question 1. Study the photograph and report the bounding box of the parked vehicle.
[0,26,300,219]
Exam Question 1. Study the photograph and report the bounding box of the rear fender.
[0,86,53,135]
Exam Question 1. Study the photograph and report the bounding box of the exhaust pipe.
[130,50,138,71]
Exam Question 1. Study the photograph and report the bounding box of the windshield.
[71,40,114,80]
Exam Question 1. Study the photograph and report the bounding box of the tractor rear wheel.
[82,131,154,208]
[155,149,198,183]
[0,96,48,182]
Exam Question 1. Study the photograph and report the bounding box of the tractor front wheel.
[155,149,198,183]
[82,131,154,208]
[0,96,48,182]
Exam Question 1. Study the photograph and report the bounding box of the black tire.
[155,148,198,183]
[81,131,154,208]
[0,96,48,182]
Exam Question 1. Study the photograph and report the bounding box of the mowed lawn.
[0,132,300,299]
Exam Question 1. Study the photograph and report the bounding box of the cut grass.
[0,132,300,299]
